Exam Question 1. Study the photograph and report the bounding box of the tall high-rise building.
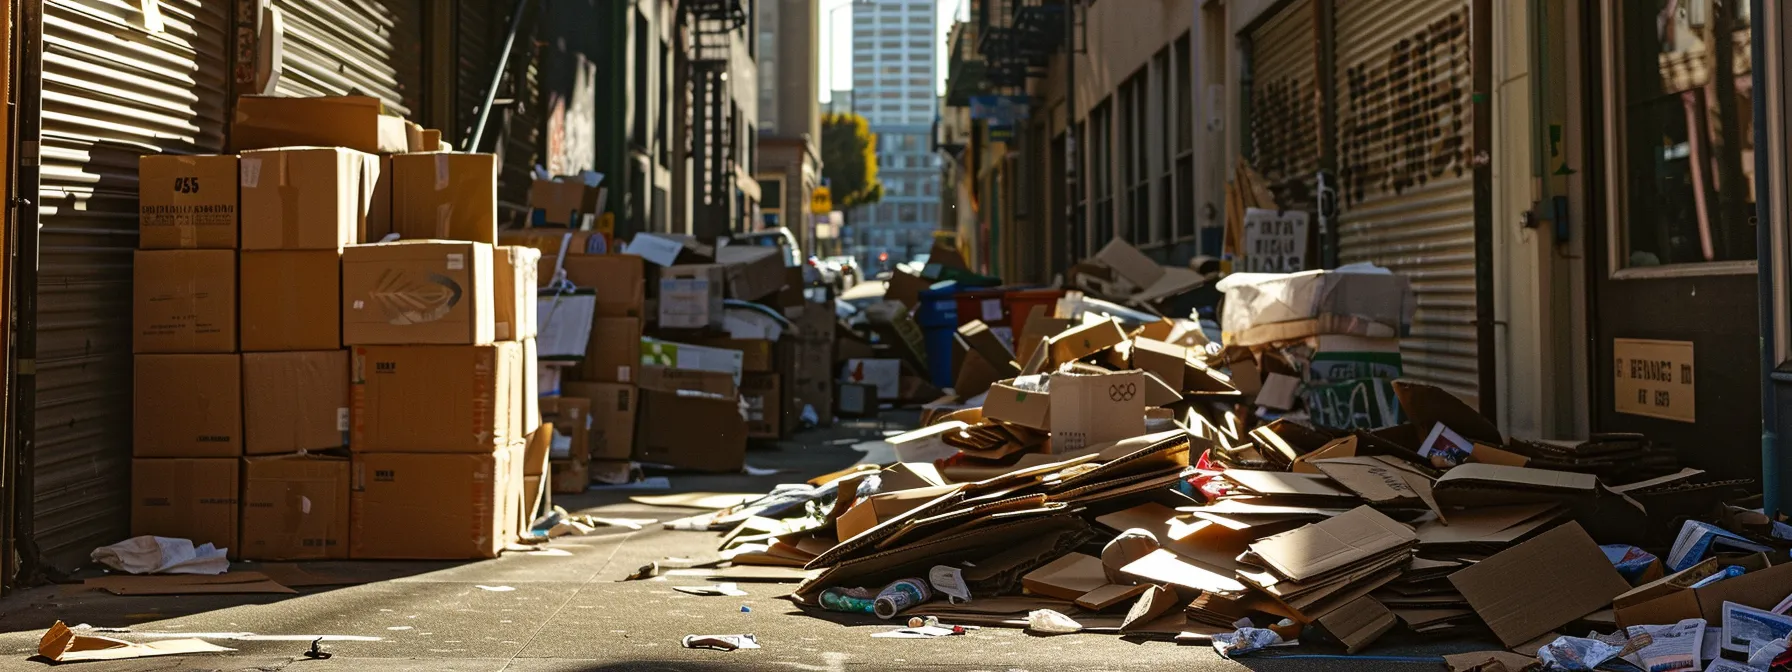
[850,0,940,268]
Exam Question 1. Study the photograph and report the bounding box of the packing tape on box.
[434,154,450,191]
[435,203,453,238]
[276,152,302,249]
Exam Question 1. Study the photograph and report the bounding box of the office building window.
[1091,100,1113,246]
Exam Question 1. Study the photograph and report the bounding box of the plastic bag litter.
[1211,627,1282,659]
[1536,635,1626,670]
[91,536,228,575]
[1026,610,1082,635]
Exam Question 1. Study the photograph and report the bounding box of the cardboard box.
[134,250,237,353]
[1613,557,1792,629]
[553,254,645,317]
[342,241,495,345]
[232,95,411,154]
[540,397,590,463]
[243,350,349,455]
[1216,269,1416,340]
[983,376,1052,430]
[350,343,522,453]
[501,229,599,262]
[523,338,541,431]
[368,154,393,242]
[1049,370,1147,453]
[550,459,589,494]
[528,173,602,227]
[839,383,878,417]
[1095,238,1167,289]
[640,338,746,386]
[138,154,238,249]
[563,382,637,461]
[841,358,901,400]
[1130,338,1191,391]
[638,365,738,397]
[241,453,351,560]
[877,462,948,493]
[135,354,242,458]
[493,246,541,341]
[742,373,782,439]
[391,152,498,244]
[702,338,775,373]
[350,450,509,559]
[659,264,725,329]
[716,245,786,301]
[1016,307,1072,365]
[885,270,929,309]
[836,485,957,541]
[1048,318,1127,366]
[240,250,342,351]
[132,458,238,558]
[958,320,1019,373]
[580,318,642,383]
[1450,522,1630,647]
[239,147,378,250]
[636,390,747,472]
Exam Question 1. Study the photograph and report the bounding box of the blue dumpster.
[916,282,962,388]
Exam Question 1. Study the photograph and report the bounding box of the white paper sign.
[1241,208,1310,272]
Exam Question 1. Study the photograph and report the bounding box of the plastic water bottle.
[818,587,877,614]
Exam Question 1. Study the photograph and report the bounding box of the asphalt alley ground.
[0,413,1497,671]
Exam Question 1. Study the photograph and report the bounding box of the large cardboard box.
[1047,318,1127,367]
[639,338,746,385]
[133,249,237,353]
[1129,338,1191,391]
[135,354,242,458]
[1216,269,1416,342]
[580,318,642,383]
[637,390,746,472]
[550,459,589,494]
[528,174,602,227]
[1613,557,1792,629]
[659,264,726,329]
[238,147,378,250]
[232,95,411,154]
[244,350,349,455]
[350,343,522,453]
[741,373,782,439]
[138,154,238,249]
[240,250,341,351]
[241,453,351,560]
[716,245,786,301]
[392,152,498,244]
[553,254,645,317]
[563,382,637,461]
[342,241,495,345]
[1050,370,1147,453]
[840,358,901,400]
[540,397,590,463]
[982,376,1051,430]
[350,450,509,559]
[132,458,239,558]
[493,246,541,341]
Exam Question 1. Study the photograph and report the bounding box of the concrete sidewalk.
[0,414,1483,671]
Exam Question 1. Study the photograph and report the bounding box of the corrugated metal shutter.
[36,0,229,569]
[1333,0,1477,400]
[1246,0,1319,209]
[269,0,424,118]
[457,0,540,224]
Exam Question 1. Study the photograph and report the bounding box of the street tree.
[821,112,884,209]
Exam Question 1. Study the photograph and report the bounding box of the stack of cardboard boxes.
[129,94,543,562]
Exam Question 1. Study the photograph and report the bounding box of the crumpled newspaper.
[1535,634,1626,670]
[91,536,228,575]
[1211,627,1283,659]
[1749,635,1790,668]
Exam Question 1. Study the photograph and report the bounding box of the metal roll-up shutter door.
[1246,0,1320,209]
[1333,0,1477,400]
[36,0,229,569]
[457,0,540,223]
[270,0,424,118]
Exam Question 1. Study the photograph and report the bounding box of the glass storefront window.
[1619,0,1756,267]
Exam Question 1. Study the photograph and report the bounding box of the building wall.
[852,0,941,268]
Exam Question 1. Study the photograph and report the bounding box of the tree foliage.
[820,112,884,210]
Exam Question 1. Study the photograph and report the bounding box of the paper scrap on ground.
[1622,618,1703,672]
[872,626,958,638]
[476,585,515,592]
[682,634,760,651]
[673,583,749,597]
[743,464,784,476]
[632,493,760,509]
[38,621,232,662]
[91,536,228,575]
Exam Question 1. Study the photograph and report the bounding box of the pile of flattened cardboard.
[675,293,1792,665]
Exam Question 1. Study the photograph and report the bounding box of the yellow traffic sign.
[810,186,832,214]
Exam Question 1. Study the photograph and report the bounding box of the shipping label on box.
[240,250,342,352]
[1049,370,1147,453]
[392,152,498,244]
[134,249,238,353]
[342,241,496,345]
[239,147,378,250]
[138,154,238,249]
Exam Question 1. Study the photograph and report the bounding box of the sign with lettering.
[1241,208,1310,272]
[1613,338,1695,423]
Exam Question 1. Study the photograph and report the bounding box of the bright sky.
[818,0,965,102]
